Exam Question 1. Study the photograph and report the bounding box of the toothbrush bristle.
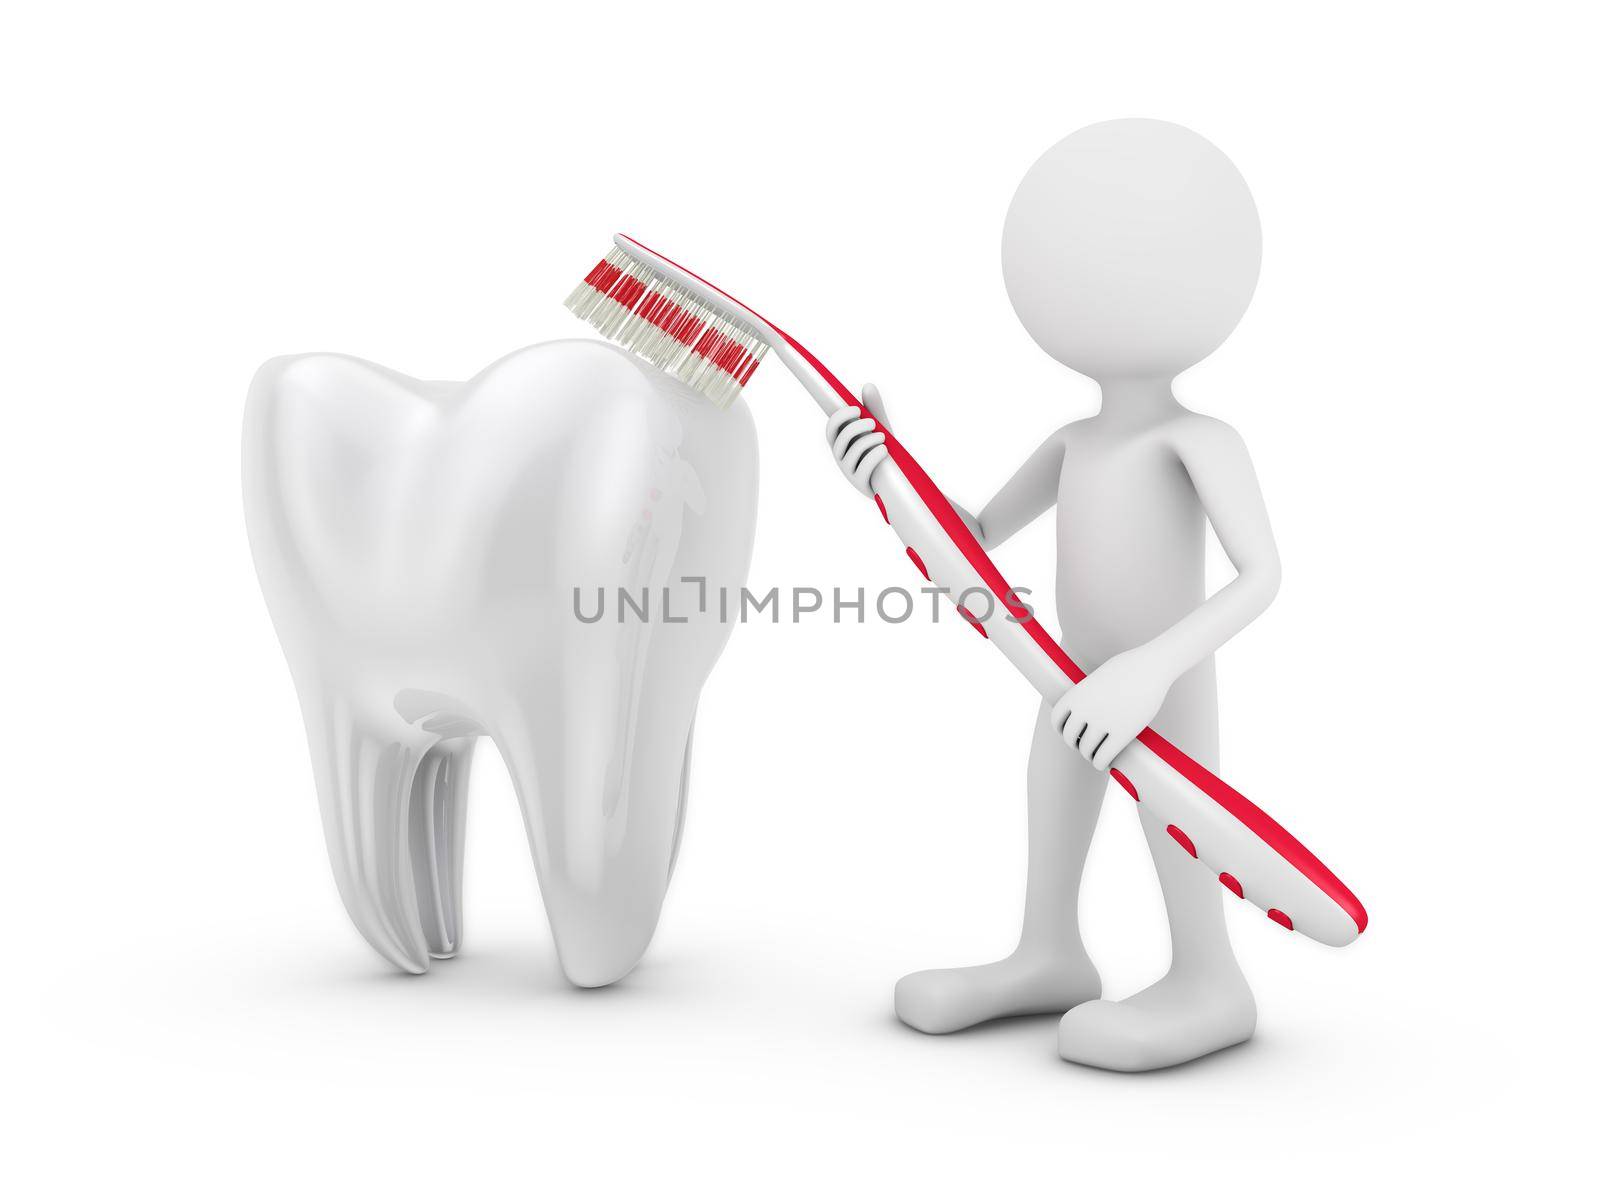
[564,246,769,408]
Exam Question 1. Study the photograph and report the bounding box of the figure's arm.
[1052,417,1282,770]
[1143,417,1282,672]
[825,383,1064,551]
[962,428,1065,551]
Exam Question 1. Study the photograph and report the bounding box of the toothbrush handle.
[772,330,1366,948]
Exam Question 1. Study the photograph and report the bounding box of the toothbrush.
[565,232,1368,948]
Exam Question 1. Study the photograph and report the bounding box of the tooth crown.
[244,340,758,985]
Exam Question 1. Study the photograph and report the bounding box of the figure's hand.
[1050,650,1173,770]
[824,383,893,495]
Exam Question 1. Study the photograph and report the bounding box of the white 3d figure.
[244,341,758,986]
[830,119,1279,1070]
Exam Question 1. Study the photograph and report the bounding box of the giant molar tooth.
[244,341,758,985]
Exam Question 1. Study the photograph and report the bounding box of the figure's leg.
[1058,674,1256,1071]
[895,702,1104,1034]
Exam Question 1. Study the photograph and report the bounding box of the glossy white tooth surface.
[243,341,758,984]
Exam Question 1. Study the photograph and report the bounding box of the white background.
[3,2,1595,1195]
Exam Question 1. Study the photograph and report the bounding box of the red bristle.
[590,261,623,294]
[694,327,727,363]
[672,313,705,347]
[611,275,646,310]
[650,296,680,332]
[636,291,665,323]
[645,296,678,335]
[713,338,744,376]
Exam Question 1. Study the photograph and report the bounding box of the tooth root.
[300,690,432,974]
[494,679,696,989]
[408,737,475,959]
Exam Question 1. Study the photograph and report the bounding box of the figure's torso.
[1053,414,1208,670]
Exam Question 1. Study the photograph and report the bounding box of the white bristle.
[564,246,770,408]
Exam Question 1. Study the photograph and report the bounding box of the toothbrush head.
[565,239,771,408]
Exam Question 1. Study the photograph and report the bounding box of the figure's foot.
[895,952,1101,1035]
[1057,969,1256,1072]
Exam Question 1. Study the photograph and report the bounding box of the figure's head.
[1001,119,1262,381]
